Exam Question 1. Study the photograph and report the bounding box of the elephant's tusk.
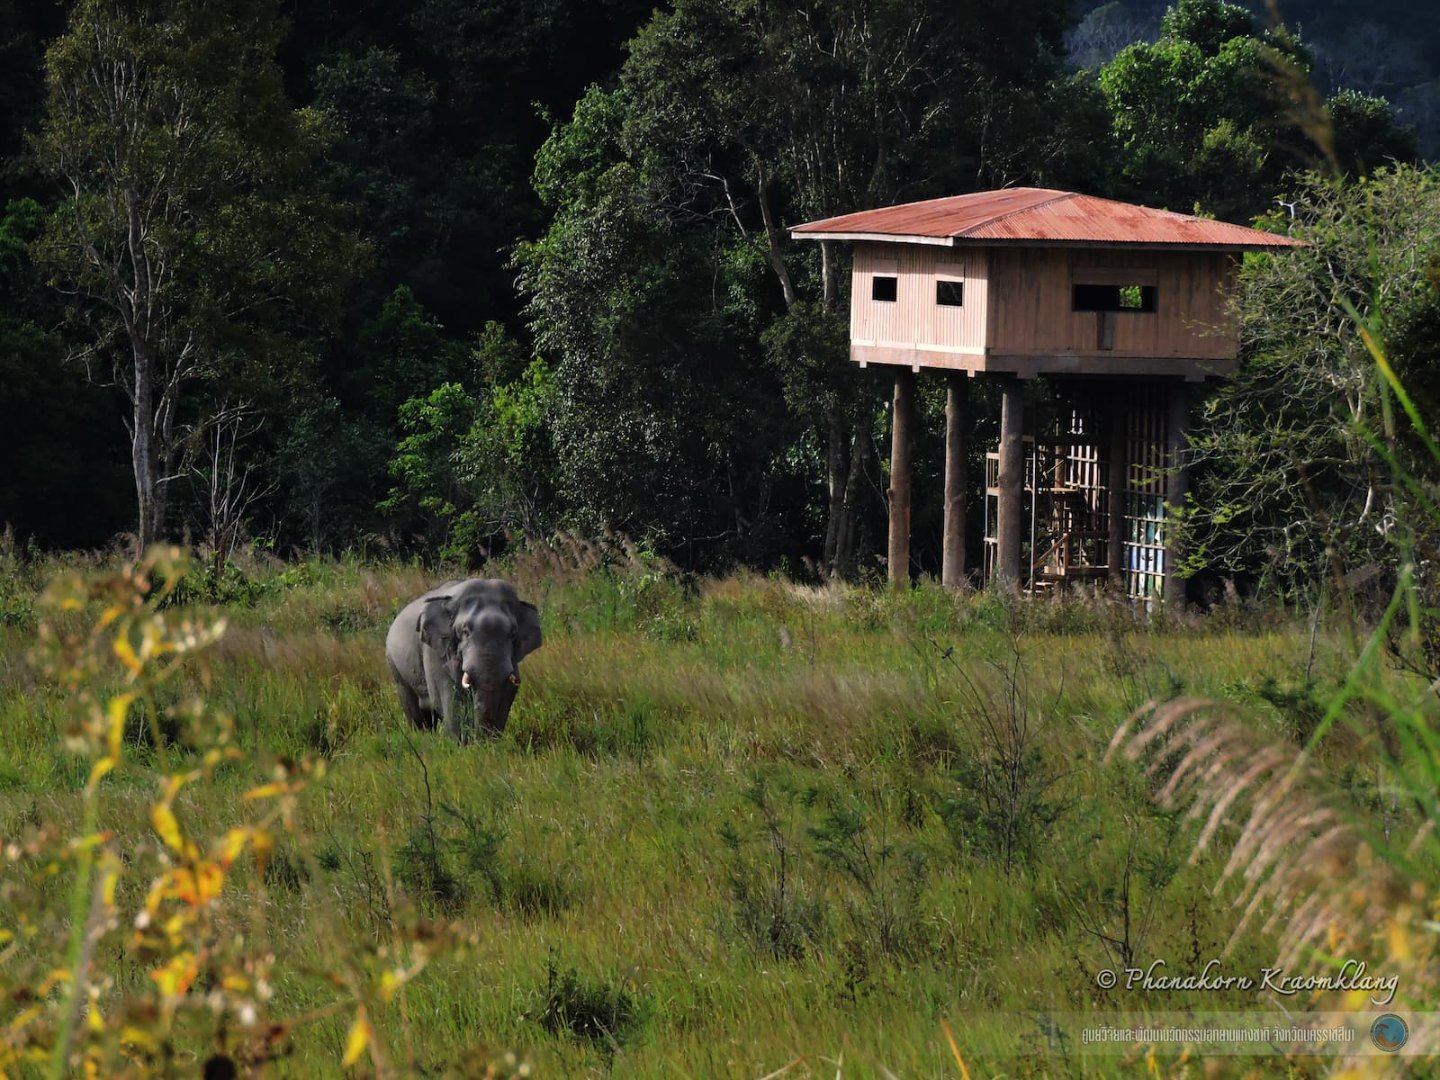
[508,673,521,687]
[461,671,472,689]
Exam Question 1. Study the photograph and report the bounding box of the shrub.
[718,777,829,961]
[506,857,577,919]
[534,958,647,1045]
[938,643,1069,871]
[809,799,929,961]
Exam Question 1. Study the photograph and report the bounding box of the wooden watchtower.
[791,188,1302,601]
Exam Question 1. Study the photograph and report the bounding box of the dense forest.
[0,0,1432,587]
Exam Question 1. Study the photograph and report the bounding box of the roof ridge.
[952,190,1076,238]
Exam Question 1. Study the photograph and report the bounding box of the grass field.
[0,539,1418,1077]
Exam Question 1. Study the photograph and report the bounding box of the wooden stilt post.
[996,378,1025,589]
[1108,389,1128,592]
[1163,381,1192,608]
[942,371,969,589]
[888,368,914,590]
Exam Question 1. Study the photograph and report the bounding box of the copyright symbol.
[1096,969,1117,989]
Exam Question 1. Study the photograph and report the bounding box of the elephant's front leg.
[440,681,467,742]
[422,651,466,742]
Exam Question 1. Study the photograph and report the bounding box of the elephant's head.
[417,579,542,739]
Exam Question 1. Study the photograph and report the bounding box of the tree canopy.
[33,0,366,547]
[0,0,1429,588]
[1097,0,1413,218]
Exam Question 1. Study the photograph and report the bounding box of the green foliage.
[516,123,800,563]
[938,647,1069,872]
[397,816,470,913]
[1160,0,1254,52]
[809,799,929,961]
[721,774,938,975]
[1077,0,1440,154]
[535,959,648,1045]
[0,529,36,627]
[760,301,852,425]
[311,47,437,276]
[381,346,561,562]
[1234,672,1328,745]
[454,356,561,538]
[1097,0,1312,218]
[295,0,649,331]
[1327,87,1421,176]
[395,797,576,921]
[719,777,829,961]
[1182,166,1440,601]
[940,748,1066,867]
[1093,0,1416,222]
[352,286,471,422]
[275,398,386,552]
[622,0,1072,216]
[381,383,483,558]
[532,83,630,211]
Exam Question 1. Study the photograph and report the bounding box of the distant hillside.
[1068,0,1440,158]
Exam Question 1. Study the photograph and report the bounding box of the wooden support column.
[1108,390,1128,592]
[888,368,914,589]
[942,371,970,589]
[1163,381,1193,608]
[996,378,1025,589]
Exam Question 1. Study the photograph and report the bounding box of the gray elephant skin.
[385,578,543,740]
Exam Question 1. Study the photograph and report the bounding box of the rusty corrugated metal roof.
[791,188,1303,250]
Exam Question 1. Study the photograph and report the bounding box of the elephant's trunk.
[460,670,519,737]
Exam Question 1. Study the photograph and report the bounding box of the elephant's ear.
[417,596,456,657]
[514,600,542,660]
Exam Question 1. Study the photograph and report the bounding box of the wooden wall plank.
[983,248,1236,361]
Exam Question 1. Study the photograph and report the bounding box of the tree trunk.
[130,337,163,550]
[834,425,871,579]
[942,372,969,589]
[821,239,839,312]
[756,179,799,309]
[823,412,850,572]
[888,370,914,589]
[996,379,1025,589]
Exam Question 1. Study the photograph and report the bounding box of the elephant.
[385,578,542,741]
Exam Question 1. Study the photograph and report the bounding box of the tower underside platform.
[980,378,1190,603]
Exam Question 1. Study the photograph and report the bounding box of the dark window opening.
[936,280,964,307]
[872,275,897,302]
[1072,283,1157,313]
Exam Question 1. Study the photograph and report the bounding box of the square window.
[936,280,964,307]
[872,275,897,302]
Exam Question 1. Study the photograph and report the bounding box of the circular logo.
[1370,1013,1409,1053]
